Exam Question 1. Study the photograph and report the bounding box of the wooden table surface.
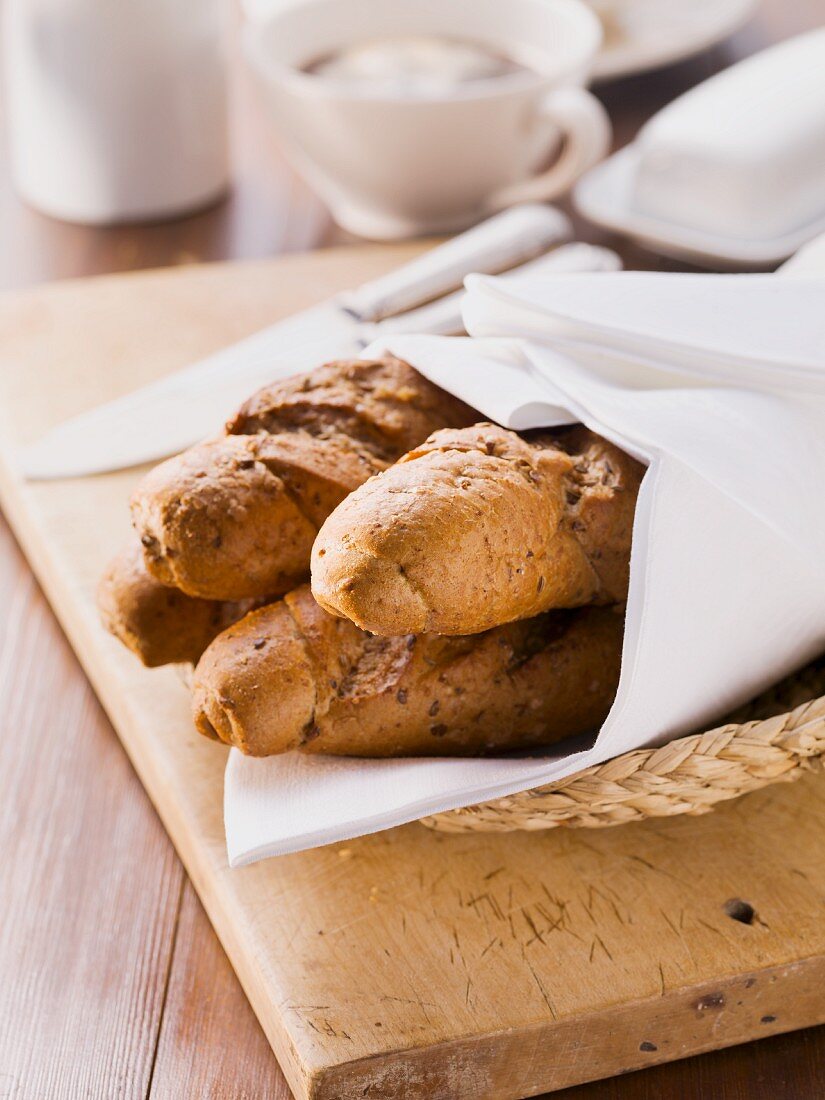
[1,3,823,1097]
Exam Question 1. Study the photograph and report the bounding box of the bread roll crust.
[192,584,623,758]
[131,357,474,601]
[132,433,380,601]
[98,544,250,667]
[311,423,643,635]
[227,354,469,458]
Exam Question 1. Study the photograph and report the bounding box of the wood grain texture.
[149,880,292,1100]
[0,251,823,1100]
[0,514,184,1099]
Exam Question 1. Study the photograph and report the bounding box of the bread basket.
[422,656,825,833]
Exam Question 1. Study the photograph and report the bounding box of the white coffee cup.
[3,0,229,225]
[244,0,610,238]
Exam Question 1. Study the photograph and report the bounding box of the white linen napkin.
[225,270,825,865]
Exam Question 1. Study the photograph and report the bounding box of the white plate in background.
[587,0,759,81]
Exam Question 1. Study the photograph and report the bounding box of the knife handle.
[367,243,623,340]
[342,204,572,324]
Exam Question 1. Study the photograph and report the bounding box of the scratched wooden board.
[0,248,823,1100]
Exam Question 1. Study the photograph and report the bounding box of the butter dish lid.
[574,28,825,268]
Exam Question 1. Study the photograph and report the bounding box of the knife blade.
[19,204,574,479]
[20,307,365,480]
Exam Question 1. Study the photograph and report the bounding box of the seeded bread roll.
[98,544,255,668]
[192,584,623,757]
[311,423,643,636]
[131,357,475,601]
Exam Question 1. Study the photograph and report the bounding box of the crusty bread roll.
[98,544,255,667]
[131,356,474,601]
[192,584,623,757]
[311,423,643,636]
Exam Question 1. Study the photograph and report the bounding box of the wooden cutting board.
[0,247,823,1100]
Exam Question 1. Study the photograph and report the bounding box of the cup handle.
[488,86,612,210]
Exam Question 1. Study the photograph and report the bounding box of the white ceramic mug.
[3,0,229,225]
[244,0,610,238]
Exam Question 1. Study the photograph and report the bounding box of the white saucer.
[781,233,825,276]
[574,145,825,269]
[588,0,759,82]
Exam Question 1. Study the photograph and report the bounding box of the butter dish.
[575,28,825,267]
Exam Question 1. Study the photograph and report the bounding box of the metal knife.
[19,204,583,480]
